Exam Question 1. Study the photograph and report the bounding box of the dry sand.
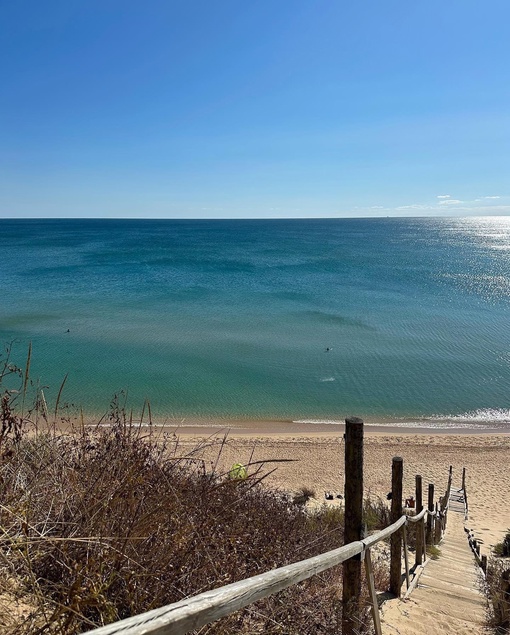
[171,423,510,557]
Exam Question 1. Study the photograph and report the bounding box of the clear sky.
[1,0,509,218]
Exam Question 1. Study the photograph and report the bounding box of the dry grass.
[484,558,510,632]
[0,424,393,634]
[0,345,389,634]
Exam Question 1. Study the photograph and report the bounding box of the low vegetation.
[486,530,510,631]
[484,558,510,632]
[0,344,391,634]
[493,531,510,558]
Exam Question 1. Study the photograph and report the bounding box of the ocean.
[1,217,510,430]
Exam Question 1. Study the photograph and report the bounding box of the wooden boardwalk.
[382,488,487,635]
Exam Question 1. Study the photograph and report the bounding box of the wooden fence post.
[445,466,452,511]
[342,417,364,635]
[434,502,442,544]
[443,465,452,513]
[426,484,434,545]
[464,475,469,518]
[415,475,423,566]
[390,457,403,596]
[462,467,466,492]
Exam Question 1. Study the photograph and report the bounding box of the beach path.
[382,488,486,635]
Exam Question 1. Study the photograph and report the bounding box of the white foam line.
[293,420,343,425]
[292,419,502,430]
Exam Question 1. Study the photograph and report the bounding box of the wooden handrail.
[407,507,428,523]
[82,447,456,635]
[84,542,364,635]
[83,511,430,635]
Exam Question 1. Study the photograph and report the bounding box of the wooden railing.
[84,510,435,635]
[83,421,455,635]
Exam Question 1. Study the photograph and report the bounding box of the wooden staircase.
[382,488,486,635]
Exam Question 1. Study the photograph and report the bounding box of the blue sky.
[1,0,509,218]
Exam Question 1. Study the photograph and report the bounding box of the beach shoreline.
[76,412,510,436]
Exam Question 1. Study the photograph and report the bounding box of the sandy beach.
[168,422,510,558]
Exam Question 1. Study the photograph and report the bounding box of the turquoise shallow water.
[1,217,510,430]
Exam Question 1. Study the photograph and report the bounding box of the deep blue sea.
[1,217,510,430]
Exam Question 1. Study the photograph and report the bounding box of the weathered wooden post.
[434,502,442,544]
[444,465,452,523]
[342,417,364,635]
[462,467,466,492]
[426,483,434,545]
[442,465,452,513]
[415,475,423,566]
[390,457,403,596]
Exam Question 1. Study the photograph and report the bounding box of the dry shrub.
[363,497,391,533]
[485,558,510,632]
[292,485,316,507]
[493,531,510,558]
[0,423,366,634]
[0,346,386,634]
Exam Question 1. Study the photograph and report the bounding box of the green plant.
[363,497,391,533]
[484,558,510,631]
[493,530,510,558]
[426,545,441,560]
[292,486,316,506]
